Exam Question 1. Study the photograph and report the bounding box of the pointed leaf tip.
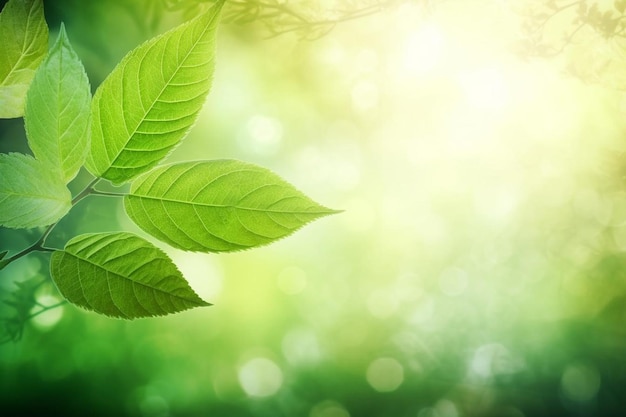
[86,1,224,184]
[24,22,91,184]
[125,159,339,252]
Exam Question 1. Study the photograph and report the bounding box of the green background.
[2,0,626,416]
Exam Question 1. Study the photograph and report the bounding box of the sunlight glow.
[241,114,283,155]
[351,79,379,111]
[458,67,510,111]
[310,400,351,417]
[282,327,322,365]
[277,266,308,295]
[31,294,63,330]
[366,357,404,392]
[238,357,283,397]
[169,252,223,300]
[439,267,469,297]
[469,344,525,379]
[434,399,459,417]
[367,288,399,319]
[402,23,445,75]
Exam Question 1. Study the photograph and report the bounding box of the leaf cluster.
[0,276,65,343]
[0,0,337,323]
[163,0,400,39]
[517,0,626,57]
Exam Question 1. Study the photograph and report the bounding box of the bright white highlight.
[244,115,283,155]
[470,344,525,378]
[366,357,404,392]
[31,294,63,329]
[403,23,445,74]
[238,357,283,397]
[282,327,321,365]
[458,67,509,111]
[170,251,223,300]
[310,400,350,417]
[351,80,379,111]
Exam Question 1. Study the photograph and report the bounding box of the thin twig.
[26,301,67,320]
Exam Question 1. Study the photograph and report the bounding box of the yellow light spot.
[243,115,283,155]
[31,294,63,330]
[277,266,307,295]
[351,80,379,111]
[366,357,404,392]
[458,67,509,111]
[310,400,350,417]
[403,23,445,75]
[438,267,468,297]
[434,399,459,417]
[282,327,321,365]
[470,344,525,378]
[169,251,222,300]
[238,357,283,397]
[340,198,376,233]
[355,48,379,73]
[367,289,398,319]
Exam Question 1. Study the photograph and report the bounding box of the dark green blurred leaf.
[0,276,43,343]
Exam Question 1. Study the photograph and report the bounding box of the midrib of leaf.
[133,164,334,214]
[64,249,203,304]
[1,1,42,87]
[54,43,63,168]
[131,193,332,214]
[102,11,219,179]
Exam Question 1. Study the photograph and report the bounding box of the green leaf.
[0,0,48,118]
[24,24,91,183]
[124,160,339,252]
[50,232,210,319]
[85,0,224,185]
[0,153,71,228]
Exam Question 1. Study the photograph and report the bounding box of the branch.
[27,301,67,320]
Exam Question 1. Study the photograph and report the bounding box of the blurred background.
[2,0,626,416]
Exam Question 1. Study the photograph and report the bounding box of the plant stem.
[3,225,56,266]
[90,189,128,198]
[71,177,101,205]
[27,301,67,320]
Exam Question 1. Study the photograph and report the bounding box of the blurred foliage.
[166,0,407,39]
[516,0,626,88]
[2,0,626,416]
